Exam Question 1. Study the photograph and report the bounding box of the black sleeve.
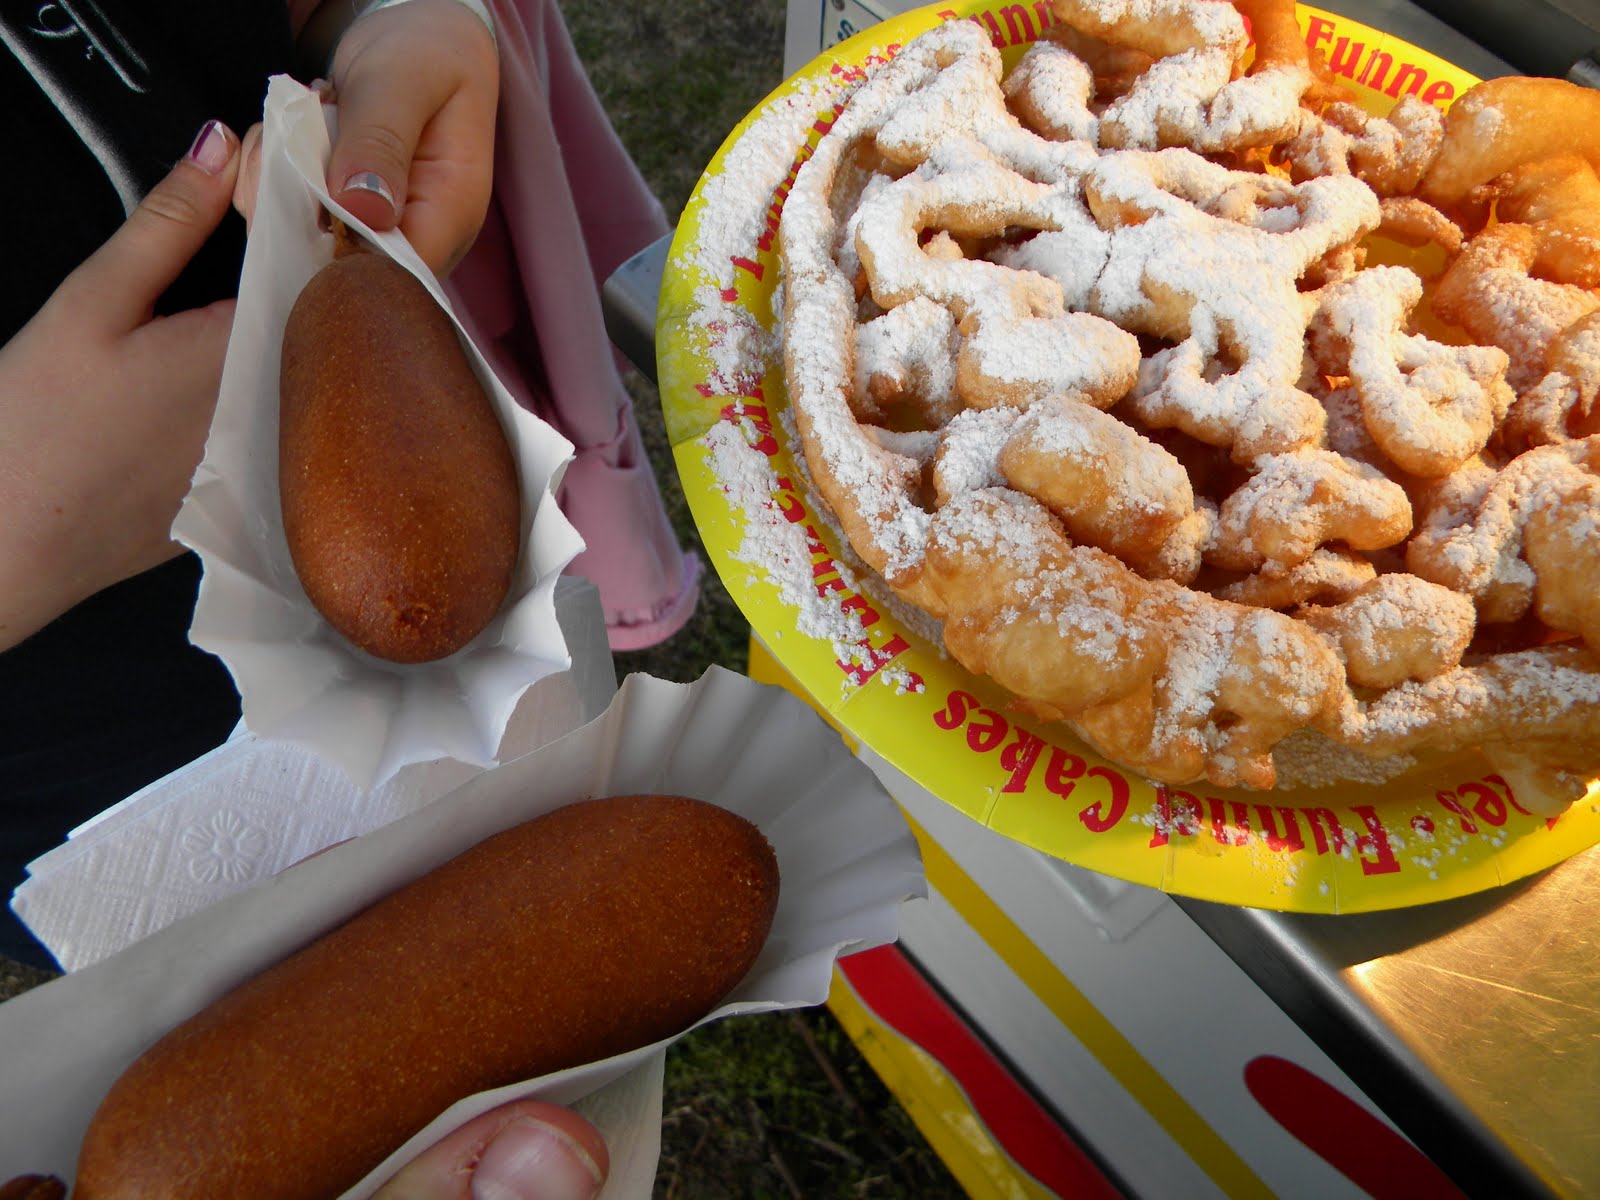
[0,0,296,968]
[0,0,295,339]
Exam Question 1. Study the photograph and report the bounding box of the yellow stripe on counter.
[828,968,1061,1200]
[904,811,1277,1200]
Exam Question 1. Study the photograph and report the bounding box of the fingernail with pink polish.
[470,1118,605,1200]
[186,120,233,174]
[340,171,397,215]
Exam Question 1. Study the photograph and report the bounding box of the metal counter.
[1177,850,1600,1199]
[599,8,1593,1194]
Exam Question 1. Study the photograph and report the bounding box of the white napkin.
[174,74,586,792]
[13,576,615,973]
[0,667,927,1199]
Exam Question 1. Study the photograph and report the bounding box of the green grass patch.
[657,1010,969,1199]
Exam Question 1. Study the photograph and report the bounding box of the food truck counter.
[1178,845,1600,1198]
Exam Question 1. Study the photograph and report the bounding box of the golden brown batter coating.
[74,795,779,1200]
[279,234,520,663]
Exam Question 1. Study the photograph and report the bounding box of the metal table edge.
[1172,896,1559,1199]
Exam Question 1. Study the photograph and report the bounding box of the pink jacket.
[444,0,701,651]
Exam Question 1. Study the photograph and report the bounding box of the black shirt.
[0,0,296,966]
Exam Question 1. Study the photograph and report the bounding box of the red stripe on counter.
[838,944,1121,1199]
[1244,1055,1468,1200]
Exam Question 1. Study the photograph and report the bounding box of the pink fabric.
[444,0,701,650]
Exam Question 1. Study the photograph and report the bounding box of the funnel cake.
[777,9,1600,807]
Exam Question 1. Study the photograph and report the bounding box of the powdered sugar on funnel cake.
[762,7,1600,812]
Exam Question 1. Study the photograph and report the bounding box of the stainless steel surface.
[1177,845,1600,1200]
[1394,0,1600,77]
[1570,53,1600,88]
[600,238,667,384]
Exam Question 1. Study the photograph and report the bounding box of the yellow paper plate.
[657,2,1600,913]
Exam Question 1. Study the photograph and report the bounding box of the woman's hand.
[243,0,500,278]
[326,0,499,274]
[0,122,242,652]
[372,1099,608,1200]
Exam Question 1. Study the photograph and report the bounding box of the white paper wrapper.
[14,578,616,973]
[0,667,927,1197]
[174,74,585,791]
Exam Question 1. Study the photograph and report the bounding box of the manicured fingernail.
[186,120,233,174]
[340,170,396,215]
[470,1117,605,1200]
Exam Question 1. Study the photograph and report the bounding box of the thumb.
[371,1101,607,1200]
[470,1112,608,1200]
[324,64,453,234]
[72,121,242,332]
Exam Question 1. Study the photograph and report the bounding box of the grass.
[559,1,791,222]
[0,957,54,1001]
[0,2,967,1195]
[656,1012,967,1199]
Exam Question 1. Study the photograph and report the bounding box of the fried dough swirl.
[775,12,1600,799]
